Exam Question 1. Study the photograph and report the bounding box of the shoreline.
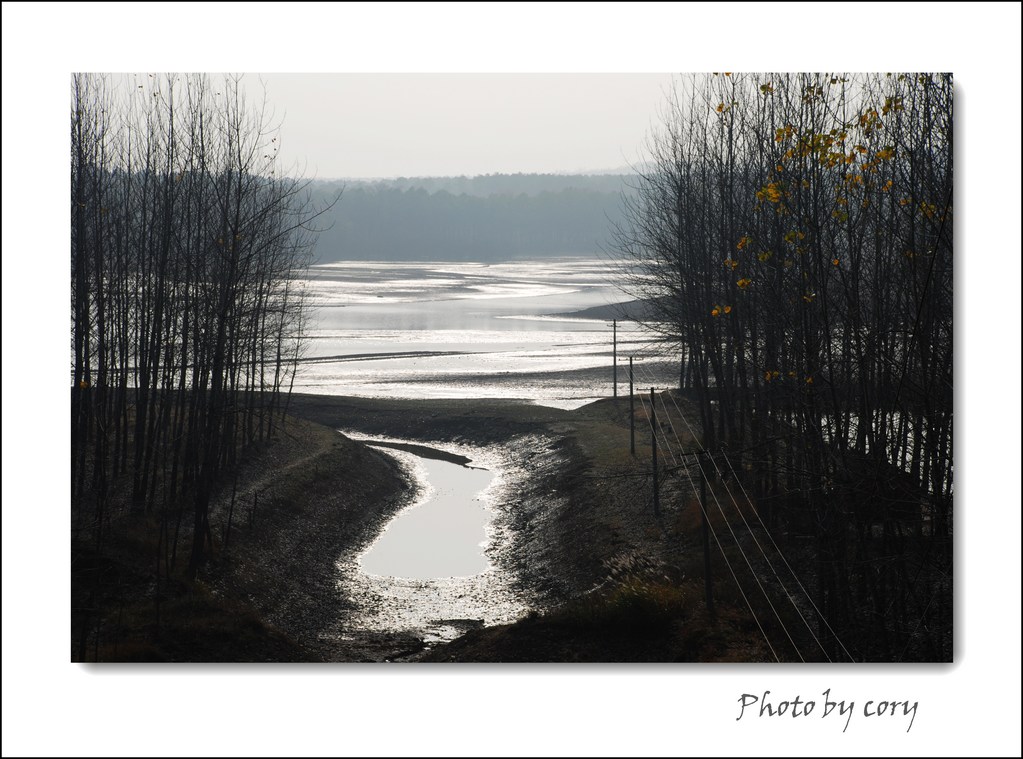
[219,392,642,660]
[285,392,758,661]
[355,439,474,467]
[76,390,785,662]
[206,393,587,661]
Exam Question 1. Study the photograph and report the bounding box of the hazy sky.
[241,74,675,179]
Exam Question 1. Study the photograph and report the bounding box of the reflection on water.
[338,439,531,647]
[360,451,494,580]
[294,259,656,408]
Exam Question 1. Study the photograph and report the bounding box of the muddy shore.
[80,391,786,662]
[203,391,684,661]
[278,392,766,661]
[285,393,669,604]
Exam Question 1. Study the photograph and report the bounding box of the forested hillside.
[308,174,631,261]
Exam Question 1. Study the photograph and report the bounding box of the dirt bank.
[72,415,416,662]
[202,417,417,661]
[287,393,792,662]
[78,392,798,662]
[295,393,815,662]
[286,394,624,603]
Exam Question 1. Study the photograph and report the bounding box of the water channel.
[338,437,531,647]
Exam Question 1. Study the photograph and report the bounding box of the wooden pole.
[613,319,618,398]
[651,387,659,516]
[629,357,635,455]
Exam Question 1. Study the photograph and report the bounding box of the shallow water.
[360,452,494,580]
[338,437,532,647]
[293,259,658,409]
[309,261,670,652]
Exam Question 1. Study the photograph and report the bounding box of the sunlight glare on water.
[339,440,532,646]
[360,453,494,580]
[293,259,654,407]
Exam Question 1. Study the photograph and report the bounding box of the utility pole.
[651,387,659,516]
[629,357,635,455]
[612,319,618,398]
[698,449,715,616]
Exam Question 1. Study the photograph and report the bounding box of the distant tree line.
[308,179,629,262]
[71,71,328,622]
[613,73,952,660]
[322,172,634,197]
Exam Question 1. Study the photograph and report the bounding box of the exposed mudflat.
[279,392,735,661]
[75,390,788,662]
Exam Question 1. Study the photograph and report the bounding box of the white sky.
[2,2,1022,759]
[241,73,674,179]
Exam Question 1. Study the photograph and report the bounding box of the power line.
[653,418,780,659]
[644,375,831,661]
[636,374,805,662]
[633,361,855,662]
[630,364,787,661]
[654,382,847,662]
[718,450,856,663]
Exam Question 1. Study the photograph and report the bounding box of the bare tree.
[71,73,338,658]
[611,73,952,660]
